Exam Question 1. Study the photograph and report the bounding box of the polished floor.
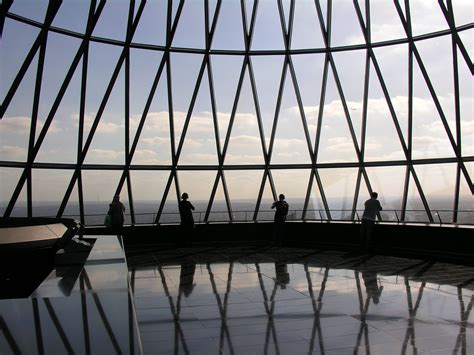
[127,245,474,355]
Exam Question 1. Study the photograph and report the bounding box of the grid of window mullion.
[0,0,14,35]
[395,0,473,194]
[0,2,61,118]
[57,0,102,221]
[7,0,106,219]
[124,1,136,225]
[3,1,63,217]
[154,0,186,224]
[446,0,462,223]
[438,0,474,75]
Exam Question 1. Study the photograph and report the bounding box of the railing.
[57,209,474,227]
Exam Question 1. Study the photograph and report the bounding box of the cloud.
[72,113,124,134]
[0,116,62,136]
[88,149,123,161]
[0,145,27,160]
[142,137,170,146]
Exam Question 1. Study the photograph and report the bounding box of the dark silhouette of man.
[271,194,289,246]
[360,191,383,253]
[179,192,195,246]
[108,194,125,231]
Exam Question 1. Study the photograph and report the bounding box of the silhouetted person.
[179,261,196,297]
[275,262,290,289]
[271,194,289,246]
[108,194,125,231]
[362,270,383,304]
[360,191,383,253]
[179,192,195,246]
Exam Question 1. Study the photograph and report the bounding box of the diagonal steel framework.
[1,0,472,225]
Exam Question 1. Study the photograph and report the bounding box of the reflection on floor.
[127,246,474,355]
[0,236,141,354]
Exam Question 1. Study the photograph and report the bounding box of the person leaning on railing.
[359,192,383,254]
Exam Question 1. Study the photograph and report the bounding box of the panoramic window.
[1,0,473,225]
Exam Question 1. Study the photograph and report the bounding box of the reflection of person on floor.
[362,271,383,304]
[275,262,290,289]
[179,262,196,297]
[360,192,383,253]
[271,194,289,246]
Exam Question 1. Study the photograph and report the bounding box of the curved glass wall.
[1,0,473,225]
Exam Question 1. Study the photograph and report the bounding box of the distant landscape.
[1,196,472,225]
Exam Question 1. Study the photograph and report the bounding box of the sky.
[0,0,473,217]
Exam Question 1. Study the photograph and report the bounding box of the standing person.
[108,194,125,230]
[179,192,195,245]
[360,192,383,253]
[271,194,289,246]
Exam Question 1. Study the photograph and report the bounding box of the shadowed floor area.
[126,245,474,354]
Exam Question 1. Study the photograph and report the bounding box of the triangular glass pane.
[466,162,474,185]
[416,36,456,134]
[1,19,40,100]
[210,55,246,148]
[208,176,229,222]
[171,0,180,27]
[0,168,23,215]
[409,2,449,36]
[37,33,82,138]
[458,173,474,224]
[172,0,205,49]
[35,57,82,163]
[364,166,406,222]
[32,169,73,217]
[316,69,359,163]
[330,0,365,46]
[370,2,406,42]
[306,172,327,221]
[130,170,170,224]
[84,65,125,165]
[281,0,291,34]
[131,73,172,165]
[319,168,358,220]
[82,170,123,225]
[413,163,457,210]
[405,171,431,223]
[85,42,123,120]
[271,76,312,164]
[92,0,128,41]
[224,70,265,165]
[159,175,180,224]
[10,182,28,217]
[332,50,367,143]
[211,0,245,50]
[62,179,80,221]
[207,0,219,24]
[271,169,310,220]
[179,74,219,165]
[9,0,48,22]
[178,170,216,223]
[0,53,38,162]
[356,174,372,219]
[170,52,205,145]
[52,0,90,33]
[318,0,328,32]
[412,61,456,159]
[251,55,285,147]
[129,49,164,140]
[225,170,263,222]
[365,65,406,162]
[372,44,409,142]
[133,0,167,46]
[251,0,285,50]
[256,175,275,221]
[291,54,326,143]
[291,1,325,49]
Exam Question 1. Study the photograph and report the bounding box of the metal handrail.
[53,209,474,227]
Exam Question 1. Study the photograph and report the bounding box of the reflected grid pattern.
[0,0,473,225]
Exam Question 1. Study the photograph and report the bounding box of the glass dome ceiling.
[1,0,473,225]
